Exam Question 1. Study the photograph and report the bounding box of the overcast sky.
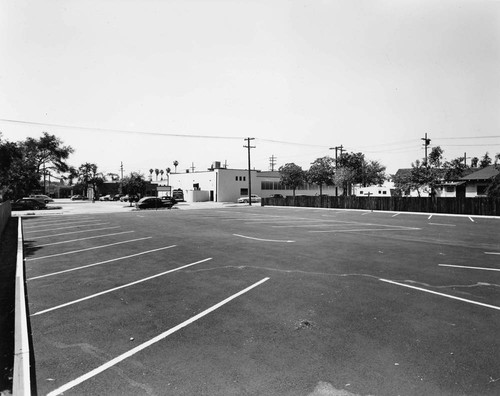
[1,0,499,177]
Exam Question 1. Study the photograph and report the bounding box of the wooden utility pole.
[244,138,255,205]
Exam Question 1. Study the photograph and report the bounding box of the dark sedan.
[11,198,47,211]
[137,196,176,209]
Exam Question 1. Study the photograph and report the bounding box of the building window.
[446,186,455,193]
[235,176,238,181]
[240,188,248,195]
[477,185,487,195]
[359,191,364,195]
[383,191,387,195]
[243,176,246,181]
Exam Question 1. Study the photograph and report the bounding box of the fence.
[0,201,12,235]
[262,196,500,216]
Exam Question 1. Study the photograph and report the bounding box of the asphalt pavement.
[19,204,500,395]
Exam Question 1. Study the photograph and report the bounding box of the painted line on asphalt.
[31,258,213,316]
[30,226,121,240]
[468,216,475,222]
[233,234,295,243]
[485,252,500,255]
[428,223,456,227]
[380,278,500,311]
[271,224,354,228]
[46,277,269,396]
[439,264,500,272]
[28,245,177,280]
[428,215,433,219]
[392,213,400,217]
[25,237,152,261]
[23,218,99,229]
[24,222,110,234]
[309,227,420,233]
[27,231,135,248]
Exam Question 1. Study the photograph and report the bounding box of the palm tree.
[155,168,160,181]
[160,169,164,180]
[173,160,179,173]
[166,167,171,185]
[149,168,154,181]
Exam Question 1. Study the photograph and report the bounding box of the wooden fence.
[262,196,500,216]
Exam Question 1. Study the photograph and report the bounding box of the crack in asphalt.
[184,266,500,290]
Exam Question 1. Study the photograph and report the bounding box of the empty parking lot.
[22,206,500,395]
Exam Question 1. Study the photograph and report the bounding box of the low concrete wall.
[13,217,31,395]
[0,201,11,236]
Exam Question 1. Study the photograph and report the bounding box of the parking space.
[23,207,500,395]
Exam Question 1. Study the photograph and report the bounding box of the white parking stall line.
[28,245,177,280]
[46,277,269,396]
[428,215,433,219]
[380,279,500,311]
[469,216,475,222]
[310,227,420,233]
[439,264,500,272]
[428,223,456,227]
[27,231,135,248]
[24,222,110,234]
[392,213,400,217]
[31,258,213,316]
[29,226,120,240]
[485,252,500,256]
[23,218,99,229]
[233,234,295,243]
[272,224,354,228]
[25,237,152,261]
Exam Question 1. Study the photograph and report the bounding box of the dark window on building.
[446,186,455,193]
[240,188,248,195]
[477,185,488,195]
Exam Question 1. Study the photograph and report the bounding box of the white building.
[154,162,341,203]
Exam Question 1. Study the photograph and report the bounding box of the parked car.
[172,189,185,202]
[71,195,88,200]
[113,194,123,201]
[268,194,284,199]
[161,196,177,208]
[12,198,47,210]
[237,194,261,203]
[136,196,176,209]
[29,194,54,203]
[99,194,112,201]
[120,194,139,202]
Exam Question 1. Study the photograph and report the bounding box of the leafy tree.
[336,152,386,194]
[0,132,73,200]
[122,172,147,205]
[307,156,335,196]
[78,163,104,198]
[471,157,479,168]
[443,157,468,180]
[428,146,444,168]
[278,163,305,197]
[479,152,492,168]
[410,160,435,197]
[486,173,500,198]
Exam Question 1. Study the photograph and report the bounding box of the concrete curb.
[13,217,31,396]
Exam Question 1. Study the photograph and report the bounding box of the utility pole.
[244,138,256,205]
[329,145,343,197]
[421,133,431,166]
[190,163,195,173]
[120,162,124,180]
[269,155,277,171]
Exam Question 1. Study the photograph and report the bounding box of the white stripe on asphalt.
[30,226,120,240]
[27,231,135,248]
[439,264,500,272]
[428,223,456,227]
[485,252,500,255]
[380,278,500,311]
[392,213,400,217]
[23,218,99,229]
[24,222,110,234]
[233,234,295,243]
[46,277,269,396]
[31,258,213,316]
[468,216,475,222]
[25,237,152,261]
[28,245,177,280]
[309,227,420,233]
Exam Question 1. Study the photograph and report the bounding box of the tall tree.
[479,152,492,168]
[173,160,179,173]
[23,132,74,176]
[278,163,305,197]
[307,156,335,196]
[155,168,160,181]
[121,172,147,206]
[78,163,104,198]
